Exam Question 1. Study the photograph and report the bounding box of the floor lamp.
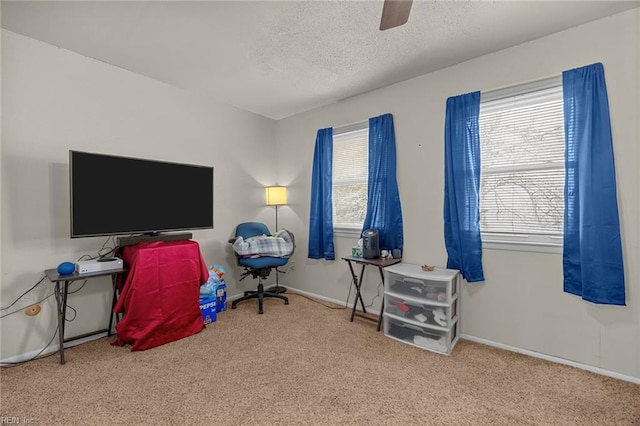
[265,186,287,294]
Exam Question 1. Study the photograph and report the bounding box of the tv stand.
[117,232,193,247]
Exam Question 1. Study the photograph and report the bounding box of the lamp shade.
[265,186,287,206]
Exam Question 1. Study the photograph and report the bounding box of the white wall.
[0,30,277,360]
[275,9,640,379]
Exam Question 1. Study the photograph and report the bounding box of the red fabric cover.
[112,240,209,351]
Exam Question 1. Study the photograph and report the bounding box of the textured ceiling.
[2,1,639,120]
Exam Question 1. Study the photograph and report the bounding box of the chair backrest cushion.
[236,222,271,239]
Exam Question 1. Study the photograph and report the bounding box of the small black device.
[362,229,380,259]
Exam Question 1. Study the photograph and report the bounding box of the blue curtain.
[443,92,484,282]
[562,63,625,305]
[308,127,335,260]
[362,114,404,251]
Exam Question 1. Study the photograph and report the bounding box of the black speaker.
[362,229,379,259]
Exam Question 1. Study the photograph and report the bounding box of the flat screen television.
[70,150,214,238]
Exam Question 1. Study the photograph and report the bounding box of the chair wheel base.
[232,283,289,314]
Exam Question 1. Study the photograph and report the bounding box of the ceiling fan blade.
[379,0,413,31]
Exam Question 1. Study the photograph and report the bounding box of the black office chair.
[229,222,291,314]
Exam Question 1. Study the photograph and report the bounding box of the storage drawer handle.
[402,277,424,286]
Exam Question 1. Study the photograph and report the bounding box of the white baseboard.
[1,331,110,365]
[228,287,381,315]
[9,290,635,385]
[461,334,640,385]
[278,287,639,384]
[285,287,381,316]
[4,289,360,364]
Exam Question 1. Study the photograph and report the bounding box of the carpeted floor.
[1,292,639,425]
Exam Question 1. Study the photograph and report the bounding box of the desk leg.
[54,280,70,365]
[356,264,367,313]
[346,261,358,322]
[376,267,386,332]
[107,275,118,337]
[349,263,368,322]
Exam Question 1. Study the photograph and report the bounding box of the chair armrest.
[228,237,237,244]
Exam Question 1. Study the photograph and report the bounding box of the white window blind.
[479,84,565,241]
[332,124,368,230]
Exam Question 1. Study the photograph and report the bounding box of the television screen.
[70,150,214,238]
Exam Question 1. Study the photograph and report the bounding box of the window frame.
[332,121,369,237]
[479,76,564,254]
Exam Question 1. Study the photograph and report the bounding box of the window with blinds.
[479,82,565,247]
[332,124,368,231]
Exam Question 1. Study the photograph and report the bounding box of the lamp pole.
[265,186,287,294]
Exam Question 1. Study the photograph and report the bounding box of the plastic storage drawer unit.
[383,263,461,355]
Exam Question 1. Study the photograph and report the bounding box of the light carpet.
[1,293,639,425]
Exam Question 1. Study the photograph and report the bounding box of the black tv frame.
[69,150,214,238]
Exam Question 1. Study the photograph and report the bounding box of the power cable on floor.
[287,292,347,310]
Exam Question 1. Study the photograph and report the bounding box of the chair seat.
[239,256,288,270]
